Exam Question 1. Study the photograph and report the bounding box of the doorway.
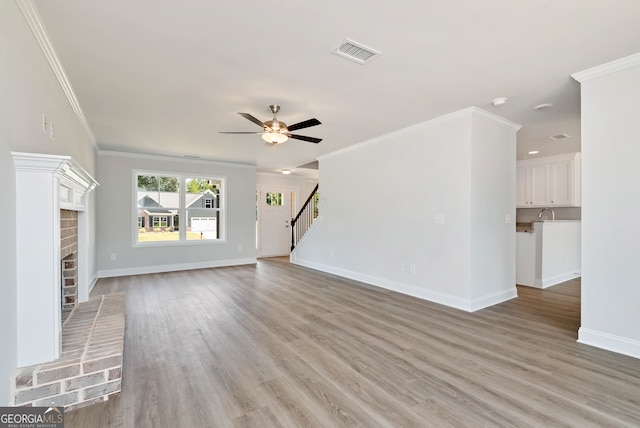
[257,186,296,257]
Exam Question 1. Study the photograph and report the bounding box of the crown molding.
[572,52,640,83]
[470,107,522,132]
[97,150,257,169]
[16,0,97,149]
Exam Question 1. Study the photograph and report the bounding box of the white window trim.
[133,169,227,247]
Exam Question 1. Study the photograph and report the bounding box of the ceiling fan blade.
[289,134,322,143]
[219,131,263,134]
[287,118,321,132]
[238,113,265,128]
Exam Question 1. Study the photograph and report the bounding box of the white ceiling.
[33,0,640,174]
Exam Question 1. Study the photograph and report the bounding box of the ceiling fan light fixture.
[261,132,288,144]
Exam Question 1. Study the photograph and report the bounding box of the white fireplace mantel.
[12,152,98,367]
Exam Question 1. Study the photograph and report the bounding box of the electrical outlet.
[49,121,55,140]
[110,253,116,261]
[505,214,511,224]
[435,214,445,224]
[400,263,405,272]
[409,264,416,274]
[237,245,243,252]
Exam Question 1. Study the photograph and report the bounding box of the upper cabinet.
[516,153,581,208]
[517,162,550,207]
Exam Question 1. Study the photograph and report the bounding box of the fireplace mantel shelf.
[12,152,98,211]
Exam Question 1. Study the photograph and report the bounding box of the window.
[265,192,284,206]
[152,216,168,227]
[135,172,224,245]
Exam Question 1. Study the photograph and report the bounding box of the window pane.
[186,212,220,240]
[185,177,222,241]
[266,192,284,206]
[185,178,221,200]
[137,174,180,243]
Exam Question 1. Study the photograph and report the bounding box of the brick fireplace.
[12,153,98,366]
[10,153,126,410]
[61,210,79,322]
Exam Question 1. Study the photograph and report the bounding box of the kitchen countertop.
[516,219,581,233]
[516,222,534,233]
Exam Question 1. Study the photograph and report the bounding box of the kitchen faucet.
[538,207,555,221]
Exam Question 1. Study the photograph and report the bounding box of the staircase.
[291,184,319,250]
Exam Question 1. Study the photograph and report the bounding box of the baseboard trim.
[97,258,257,278]
[291,258,516,312]
[535,271,581,289]
[578,327,640,360]
[469,288,518,312]
[88,275,98,295]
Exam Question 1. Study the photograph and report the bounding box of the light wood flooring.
[66,257,640,427]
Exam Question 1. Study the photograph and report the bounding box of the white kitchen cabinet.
[517,163,550,207]
[516,153,581,208]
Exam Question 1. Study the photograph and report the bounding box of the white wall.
[96,152,257,277]
[469,113,518,303]
[293,108,519,311]
[574,55,640,358]
[0,1,97,404]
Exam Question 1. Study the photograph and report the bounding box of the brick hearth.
[13,293,125,411]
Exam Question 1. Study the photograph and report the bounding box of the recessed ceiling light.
[534,103,553,112]
[549,134,570,141]
[281,169,292,175]
[528,150,539,154]
[491,97,508,107]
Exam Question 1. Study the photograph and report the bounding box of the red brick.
[65,373,106,391]
[36,364,80,384]
[83,355,121,374]
[82,380,121,400]
[107,367,122,381]
[15,383,60,404]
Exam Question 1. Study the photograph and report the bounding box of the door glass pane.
[266,192,284,206]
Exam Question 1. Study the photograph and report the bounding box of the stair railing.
[291,184,319,251]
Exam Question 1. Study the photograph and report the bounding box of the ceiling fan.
[220,105,322,145]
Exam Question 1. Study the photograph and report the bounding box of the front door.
[258,186,294,257]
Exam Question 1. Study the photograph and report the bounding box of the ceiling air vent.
[549,134,570,141]
[332,39,381,64]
